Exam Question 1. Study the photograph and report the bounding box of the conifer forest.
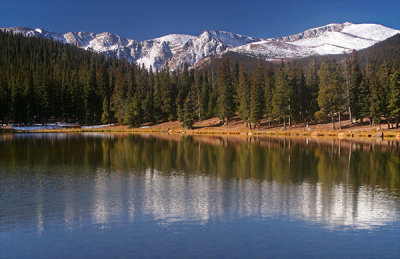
[1,31,399,129]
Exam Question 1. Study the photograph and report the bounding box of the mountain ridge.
[2,22,399,70]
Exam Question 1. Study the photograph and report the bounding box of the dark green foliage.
[316,60,346,129]
[369,69,382,125]
[264,66,274,122]
[142,87,155,124]
[249,62,265,126]
[0,73,10,122]
[182,91,196,129]
[217,58,234,126]
[84,66,101,124]
[177,63,192,122]
[124,94,143,127]
[272,67,291,126]
[304,63,319,121]
[0,30,399,130]
[348,54,364,121]
[388,71,400,121]
[237,66,250,123]
[101,97,113,123]
[199,70,211,120]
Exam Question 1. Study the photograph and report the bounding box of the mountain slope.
[2,22,399,70]
[232,22,399,60]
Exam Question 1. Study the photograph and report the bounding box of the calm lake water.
[1,133,399,258]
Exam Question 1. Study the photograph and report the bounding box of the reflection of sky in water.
[87,169,399,230]
[1,134,400,258]
[2,167,397,234]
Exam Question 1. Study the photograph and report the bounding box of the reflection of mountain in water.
[0,134,399,233]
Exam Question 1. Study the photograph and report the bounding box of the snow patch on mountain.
[2,22,399,69]
[232,22,399,60]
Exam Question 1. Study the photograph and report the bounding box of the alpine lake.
[1,133,399,258]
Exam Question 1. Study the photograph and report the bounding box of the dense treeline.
[1,31,399,129]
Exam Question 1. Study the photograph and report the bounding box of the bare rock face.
[2,22,399,70]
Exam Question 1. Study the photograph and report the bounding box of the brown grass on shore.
[3,116,400,139]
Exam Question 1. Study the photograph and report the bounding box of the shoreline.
[2,124,400,140]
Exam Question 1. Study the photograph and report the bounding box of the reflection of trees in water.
[1,134,399,231]
[1,134,398,192]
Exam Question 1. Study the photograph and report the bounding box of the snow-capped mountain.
[232,22,399,60]
[2,22,399,69]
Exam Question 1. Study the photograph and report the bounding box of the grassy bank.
[3,117,400,139]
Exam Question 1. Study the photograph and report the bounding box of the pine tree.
[349,55,363,122]
[305,62,319,123]
[388,71,400,127]
[84,66,100,124]
[369,69,381,127]
[272,67,291,129]
[97,64,113,123]
[101,97,113,123]
[249,62,265,128]
[124,94,143,128]
[264,66,274,126]
[377,63,391,125]
[177,63,191,122]
[357,68,371,122]
[290,64,306,125]
[0,73,10,123]
[237,66,250,126]
[111,67,128,123]
[35,68,50,123]
[142,87,155,124]
[24,72,35,124]
[316,60,345,129]
[182,91,196,129]
[232,62,240,109]
[217,58,234,126]
[199,70,211,120]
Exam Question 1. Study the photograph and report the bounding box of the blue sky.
[1,0,399,41]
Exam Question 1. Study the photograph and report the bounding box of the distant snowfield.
[2,22,399,70]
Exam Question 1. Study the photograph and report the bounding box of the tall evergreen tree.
[0,73,10,123]
[84,66,101,124]
[316,60,345,129]
[124,94,143,127]
[388,71,400,127]
[305,62,319,123]
[111,67,128,123]
[369,67,382,127]
[264,66,274,126]
[349,54,364,122]
[182,90,196,129]
[199,70,211,120]
[217,58,234,126]
[237,66,250,126]
[249,62,265,128]
[177,63,191,122]
[272,67,291,129]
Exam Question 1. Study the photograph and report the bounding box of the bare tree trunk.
[339,112,341,130]
[331,111,335,130]
[283,117,286,130]
[288,116,291,128]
